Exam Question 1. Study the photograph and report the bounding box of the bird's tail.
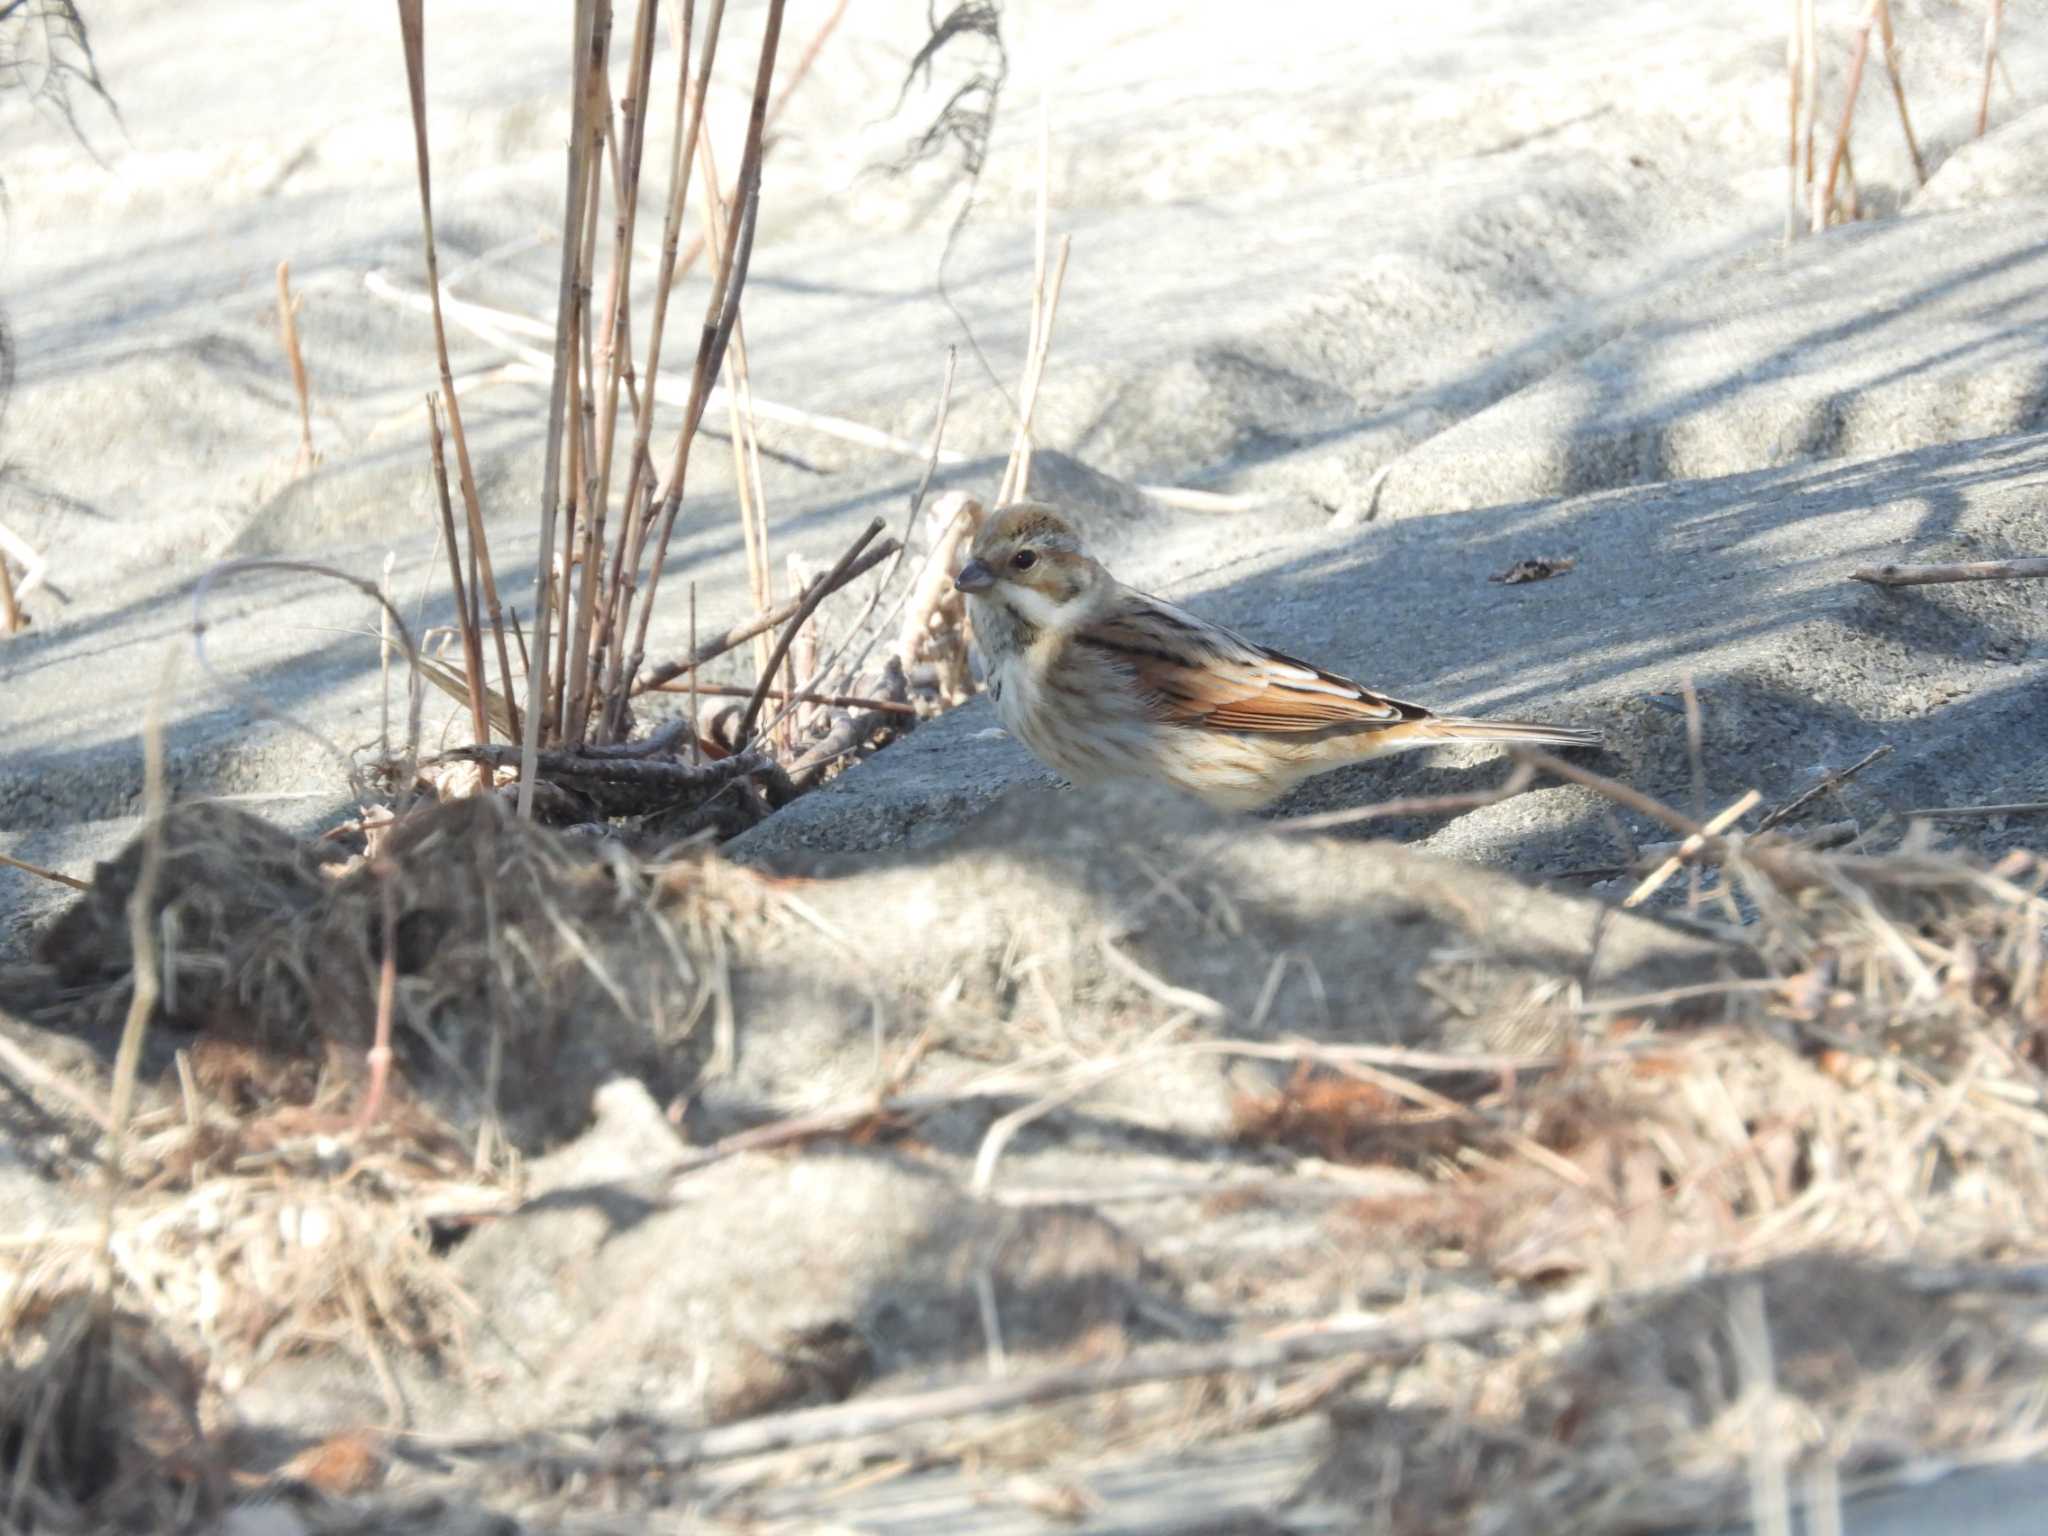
[1420,717,1602,751]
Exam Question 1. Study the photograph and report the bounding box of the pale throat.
[996,578,1084,633]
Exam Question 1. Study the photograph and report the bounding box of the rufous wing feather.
[1079,597,1435,734]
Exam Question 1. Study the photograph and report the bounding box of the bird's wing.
[1077,592,1433,734]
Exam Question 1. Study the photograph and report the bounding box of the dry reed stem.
[1731,1282,1792,1536]
[1786,0,1804,239]
[351,873,401,1138]
[736,518,886,746]
[616,0,788,742]
[0,1029,110,1131]
[637,537,900,692]
[517,0,610,816]
[894,492,982,697]
[1871,0,1925,183]
[395,0,518,750]
[1682,673,1708,908]
[1513,747,1706,842]
[0,850,89,891]
[0,517,50,613]
[686,110,775,695]
[668,0,851,283]
[558,154,605,741]
[597,0,723,729]
[1904,801,2048,820]
[275,259,315,476]
[1852,556,2048,586]
[511,1287,1601,1471]
[996,88,1052,511]
[192,559,424,801]
[1819,3,1877,227]
[426,397,491,747]
[1800,0,1820,232]
[1978,0,2004,136]
[563,0,663,749]
[766,347,960,748]
[650,679,917,715]
[1756,743,1891,833]
[363,275,956,466]
[1003,234,1072,508]
[0,542,18,634]
[97,647,178,1312]
[379,551,397,756]
[1625,788,1763,909]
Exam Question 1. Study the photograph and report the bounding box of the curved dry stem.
[190,558,425,804]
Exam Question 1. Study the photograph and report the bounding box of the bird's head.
[954,502,1108,645]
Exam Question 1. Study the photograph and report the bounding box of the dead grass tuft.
[0,1290,218,1532]
[25,794,798,1169]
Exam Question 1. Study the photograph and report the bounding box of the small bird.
[954,502,1600,813]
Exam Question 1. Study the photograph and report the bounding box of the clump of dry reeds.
[30,795,789,1158]
[1786,0,2018,238]
[383,0,954,839]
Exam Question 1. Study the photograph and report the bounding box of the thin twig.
[650,680,916,715]
[364,274,957,466]
[0,518,50,613]
[276,259,316,475]
[1512,748,1706,841]
[97,646,179,1311]
[1903,801,2048,820]
[812,348,961,710]
[997,233,1073,508]
[443,743,770,787]
[787,708,896,790]
[686,106,779,706]
[1851,557,2048,586]
[193,560,424,802]
[635,539,899,692]
[666,0,852,284]
[1872,0,1925,183]
[0,850,89,891]
[510,1288,1600,1471]
[1819,2,1876,226]
[997,88,1052,510]
[0,541,18,634]
[1623,788,1762,909]
[427,397,490,747]
[1755,744,1892,833]
[379,550,397,757]
[395,0,519,749]
[1786,0,1804,239]
[1801,0,1819,233]
[1682,674,1708,909]
[1978,0,2004,136]
[0,1031,111,1131]
[736,518,885,746]
[352,866,399,1132]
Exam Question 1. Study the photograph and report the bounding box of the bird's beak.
[954,558,995,594]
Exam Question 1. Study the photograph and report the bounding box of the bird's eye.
[1010,549,1038,571]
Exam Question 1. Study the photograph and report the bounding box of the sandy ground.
[5,1,2048,1529]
